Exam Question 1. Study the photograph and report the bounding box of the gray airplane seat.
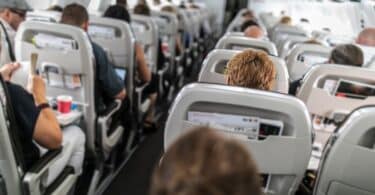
[271,25,309,52]
[0,74,76,195]
[14,21,127,194]
[198,49,289,93]
[259,12,279,32]
[151,11,181,98]
[278,35,311,59]
[359,45,375,68]
[297,64,375,120]
[286,44,332,81]
[215,35,278,56]
[88,16,135,112]
[164,83,312,195]
[131,14,159,73]
[226,8,251,33]
[26,10,62,23]
[14,21,125,159]
[177,8,194,69]
[314,106,375,195]
[297,64,375,145]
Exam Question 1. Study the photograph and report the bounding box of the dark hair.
[151,127,263,195]
[61,3,89,26]
[104,5,131,23]
[330,44,364,67]
[241,20,259,32]
[48,5,63,12]
[116,0,127,7]
[134,3,151,16]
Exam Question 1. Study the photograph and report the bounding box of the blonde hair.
[226,50,276,91]
[151,127,262,195]
[280,16,292,25]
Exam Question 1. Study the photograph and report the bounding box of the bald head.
[244,26,264,39]
[357,28,375,47]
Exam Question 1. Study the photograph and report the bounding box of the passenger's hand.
[27,75,47,105]
[0,63,20,81]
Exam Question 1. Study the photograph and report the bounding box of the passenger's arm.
[29,75,62,149]
[115,89,127,100]
[135,43,152,83]
[176,35,183,55]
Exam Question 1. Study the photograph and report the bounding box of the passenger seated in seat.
[240,19,259,32]
[0,62,85,185]
[280,16,292,26]
[289,44,364,95]
[150,127,263,195]
[242,9,256,21]
[134,2,152,16]
[47,5,63,12]
[0,0,30,64]
[61,4,127,112]
[226,50,276,91]
[105,5,158,131]
[357,28,375,47]
[160,5,184,55]
[244,25,265,39]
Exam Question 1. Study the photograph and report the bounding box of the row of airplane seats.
[0,0,215,195]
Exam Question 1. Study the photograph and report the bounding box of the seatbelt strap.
[0,21,16,61]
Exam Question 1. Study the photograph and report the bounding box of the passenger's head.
[244,26,264,39]
[153,0,161,5]
[47,5,63,12]
[0,0,31,30]
[280,16,292,25]
[226,50,276,91]
[161,5,177,14]
[61,3,89,31]
[151,127,262,195]
[134,3,151,16]
[329,44,364,67]
[356,28,375,47]
[242,9,255,20]
[104,5,131,23]
[304,39,322,45]
[117,0,127,7]
[240,19,259,32]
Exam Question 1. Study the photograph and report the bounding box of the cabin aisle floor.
[103,124,164,195]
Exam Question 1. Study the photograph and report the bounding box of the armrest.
[28,148,62,173]
[98,100,122,121]
[23,148,63,195]
[158,62,170,76]
[98,100,124,155]
[135,82,150,94]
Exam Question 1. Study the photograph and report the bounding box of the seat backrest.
[297,64,375,119]
[358,45,375,68]
[226,8,249,32]
[14,21,97,152]
[271,25,309,45]
[278,35,310,58]
[215,35,278,56]
[89,16,135,103]
[286,44,332,81]
[26,10,61,23]
[198,49,289,93]
[314,106,375,195]
[131,14,159,72]
[0,79,23,195]
[259,12,279,31]
[151,11,178,69]
[164,83,312,195]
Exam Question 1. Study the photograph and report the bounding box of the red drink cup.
[57,95,72,114]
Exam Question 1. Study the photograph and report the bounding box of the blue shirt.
[91,42,125,112]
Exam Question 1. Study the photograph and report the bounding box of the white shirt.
[0,18,15,65]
